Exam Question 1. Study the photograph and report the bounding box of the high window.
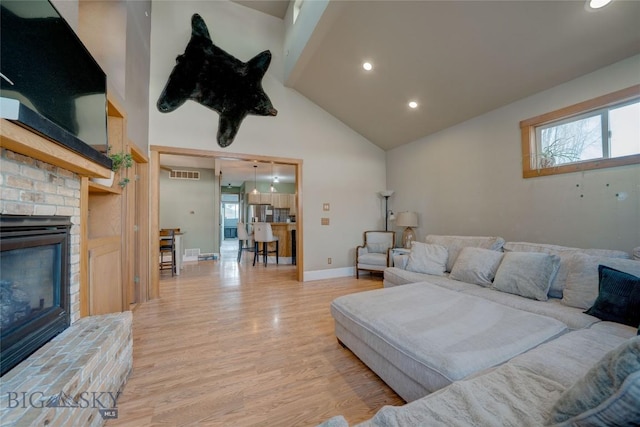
[520,85,640,178]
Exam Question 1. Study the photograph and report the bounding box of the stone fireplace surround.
[0,148,132,426]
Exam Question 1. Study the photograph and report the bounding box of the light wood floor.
[107,246,403,426]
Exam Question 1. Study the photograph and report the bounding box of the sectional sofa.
[321,235,640,426]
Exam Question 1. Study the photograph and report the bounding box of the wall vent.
[183,248,200,262]
[170,170,200,180]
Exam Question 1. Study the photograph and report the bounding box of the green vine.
[108,151,133,188]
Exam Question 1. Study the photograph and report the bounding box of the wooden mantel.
[0,119,111,178]
[1,96,150,320]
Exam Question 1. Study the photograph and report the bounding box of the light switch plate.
[323,203,330,211]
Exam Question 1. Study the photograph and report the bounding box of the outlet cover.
[321,218,330,226]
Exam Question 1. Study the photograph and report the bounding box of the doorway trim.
[149,145,304,298]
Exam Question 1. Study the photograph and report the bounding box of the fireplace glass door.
[0,215,70,375]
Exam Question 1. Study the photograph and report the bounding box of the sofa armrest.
[356,245,368,264]
[385,247,394,267]
[394,253,409,269]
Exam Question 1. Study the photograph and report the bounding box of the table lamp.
[396,211,418,248]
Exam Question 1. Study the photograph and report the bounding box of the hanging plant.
[109,151,133,188]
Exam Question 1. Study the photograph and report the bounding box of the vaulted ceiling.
[169,0,640,184]
[238,0,640,150]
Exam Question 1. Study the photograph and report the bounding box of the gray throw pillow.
[546,337,640,426]
[563,254,640,310]
[449,247,504,286]
[405,242,448,276]
[425,235,505,272]
[493,252,560,301]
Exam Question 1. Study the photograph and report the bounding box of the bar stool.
[237,222,254,262]
[253,222,279,267]
[159,229,176,276]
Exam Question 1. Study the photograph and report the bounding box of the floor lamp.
[379,190,394,231]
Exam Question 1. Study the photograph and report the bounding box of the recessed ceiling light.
[363,62,373,71]
[408,101,418,109]
[587,0,613,9]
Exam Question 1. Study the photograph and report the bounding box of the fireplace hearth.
[0,215,71,376]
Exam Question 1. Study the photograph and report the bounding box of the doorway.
[149,146,304,299]
[220,193,239,261]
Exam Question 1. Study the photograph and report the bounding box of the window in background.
[520,85,640,178]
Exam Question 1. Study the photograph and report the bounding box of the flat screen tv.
[0,0,110,168]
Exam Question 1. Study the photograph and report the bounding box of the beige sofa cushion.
[503,242,630,299]
[449,247,504,286]
[562,254,640,309]
[493,252,560,301]
[503,242,630,259]
[546,337,640,426]
[331,282,567,398]
[405,242,448,276]
[425,235,505,272]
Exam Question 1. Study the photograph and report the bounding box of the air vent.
[170,170,200,180]
[184,248,200,262]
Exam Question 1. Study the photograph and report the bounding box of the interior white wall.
[282,0,330,85]
[67,0,152,151]
[159,168,216,255]
[78,1,127,99]
[149,1,387,275]
[387,55,640,253]
[51,0,78,30]
[124,0,152,150]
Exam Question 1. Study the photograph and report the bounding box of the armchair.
[356,231,395,278]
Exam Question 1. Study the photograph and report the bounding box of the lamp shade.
[396,211,418,227]
[379,190,394,198]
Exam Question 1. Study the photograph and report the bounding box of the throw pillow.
[367,242,390,254]
[584,265,640,328]
[492,252,560,301]
[563,254,640,310]
[449,247,504,286]
[405,242,448,276]
[424,235,505,272]
[546,336,640,426]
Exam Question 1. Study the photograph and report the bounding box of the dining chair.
[253,222,279,267]
[159,229,176,276]
[237,222,254,262]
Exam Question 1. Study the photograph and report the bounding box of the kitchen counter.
[267,223,296,261]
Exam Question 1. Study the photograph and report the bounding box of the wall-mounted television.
[0,0,110,168]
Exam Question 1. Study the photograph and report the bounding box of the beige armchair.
[356,231,395,278]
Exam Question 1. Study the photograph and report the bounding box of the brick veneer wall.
[0,148,132,426]
[0,148,81,323]
[0,312,133,426]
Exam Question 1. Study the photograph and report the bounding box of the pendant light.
[251,165,258,194]
[270,162,277,193]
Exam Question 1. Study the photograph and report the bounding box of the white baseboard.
[303,267,355,281]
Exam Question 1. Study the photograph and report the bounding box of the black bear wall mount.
[157,14,278,148]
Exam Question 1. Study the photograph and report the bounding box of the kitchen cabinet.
[260,193,273,205]
[247,192,260,204]
[247,192,296,211]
